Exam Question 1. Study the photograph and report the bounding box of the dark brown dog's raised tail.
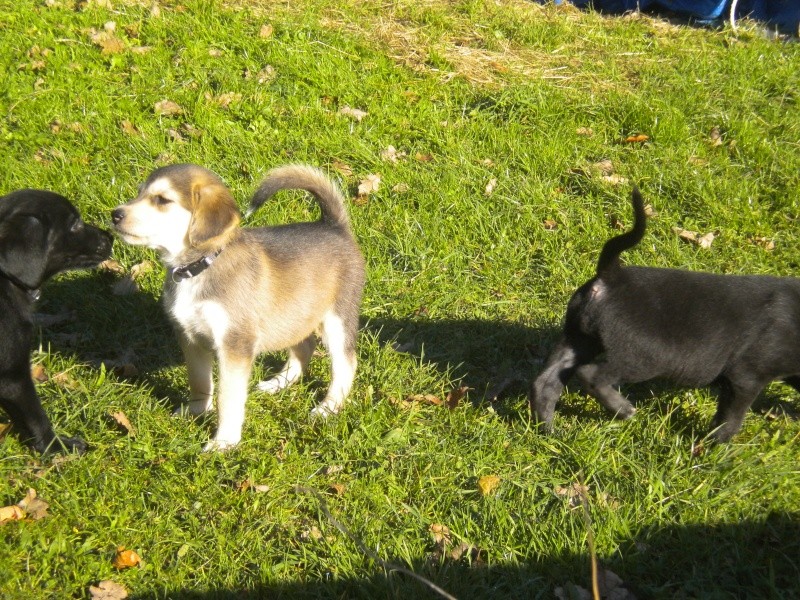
[595,186,647,279]
[248,165,350,227]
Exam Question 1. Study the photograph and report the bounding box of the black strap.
[169,249,223,283]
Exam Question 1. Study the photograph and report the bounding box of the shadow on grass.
[128,513,800,599]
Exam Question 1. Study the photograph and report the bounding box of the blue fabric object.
[550,0,799,33]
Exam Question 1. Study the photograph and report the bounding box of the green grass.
[1,1,799,598]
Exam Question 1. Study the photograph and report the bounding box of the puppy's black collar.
[170,249,223,283]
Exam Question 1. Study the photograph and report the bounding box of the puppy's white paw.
[202,438,239,452]
[257,378,286,394]
[310,401,342,419]
[173,399,213,417]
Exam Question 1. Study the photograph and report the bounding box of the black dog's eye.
[153,195,172,207]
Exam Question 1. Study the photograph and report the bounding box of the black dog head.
[0,189,113,290]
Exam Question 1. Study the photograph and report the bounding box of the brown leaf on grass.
[0,505,25,524]
[154,99,183,116]
[212,92,242,109]
[602,174,629,186]
[591,159,614,175]
[339,106,368,121]
[18,488,49,520]
[31,364,49,383]
[709,126,724,147]
[624,133,649,143]
[113,546,141,570]
[380,145,406,163]
[674,227,715,249]
[89,580,128,600]
[542,218,558,231]
[414,152,434,162]
[356,174,381,205]
[99,260,125,275]
[89,27,126,54]
[236,479,269,493]
[0,422,11,441]
[576,127,594,137]
[477,475,500,496]
[391,183,410,193]
[328,483,346,496]
[120,120,141,137]
[555,482,589,509]
[259,24,274,38]
[445,386,469,409]
[484,178,498,196]
[331,160,353,178]
[749,236,775,251]
[406,393,442,406]
[301,525,323,541]
[108,411,136,437]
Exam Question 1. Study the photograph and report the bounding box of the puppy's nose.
[111,207,125,225]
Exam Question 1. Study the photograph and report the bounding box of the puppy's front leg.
[176,338,214,416]
[205,352,252,451]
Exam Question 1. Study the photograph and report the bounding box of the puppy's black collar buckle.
[170,249,223,283]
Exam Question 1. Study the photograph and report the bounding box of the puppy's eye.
[153,195,172,207]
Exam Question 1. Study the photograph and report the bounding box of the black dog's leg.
[0,378,86,454]
[574,363,637,419]
[530,338,583,428]
[710,375,764,442]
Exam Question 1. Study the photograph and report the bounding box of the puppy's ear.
[0,214,48,289]
[188,182,240,248]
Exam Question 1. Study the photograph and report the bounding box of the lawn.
[1,1,798,598]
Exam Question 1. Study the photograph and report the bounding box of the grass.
[1,0,798,598]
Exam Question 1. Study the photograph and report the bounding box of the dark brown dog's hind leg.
[710,374,766,442]
[574,362,636,420]
[530,338,584,427]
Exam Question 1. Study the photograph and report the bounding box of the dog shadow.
[125,512,800,599]
[363,315,557,414]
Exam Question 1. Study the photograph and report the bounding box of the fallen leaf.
[357,174,381,201]
[430,523,451,545]
[0,422,11,441]
[130,261,153,279]
[31,364,49,383]
[18,488,49,520]
[89,580,128,600]
[543,218,558,231]
[555,482,589,508]
[331,160,353,178]
[477,475,500,496]
[576,127,594,136]
[749,236,775,251]
[591,159,614,175]
[120,120,140,137]
[406,393,442,406]
[480,158,495,167]
[113,547,141,570]
[0,505,25,524]
[624,133,649,143]
[414,152,434,162]
[214,92,242,108]
[328,483,346,496]
[391,183,410,193]
[445,386,469,409]
[484,178,498,196]
[380,145,406,163]
[301,525,323,541]
[208,48,224,57]
[674,227,715,249]
[259,24,274,38]
[709,126,723,147]
[339,106,367,121]
[89,30,126,54]
[154,99,183,116]
[109,411,135,436]
[602,174,629,185]
[323,464,344,475]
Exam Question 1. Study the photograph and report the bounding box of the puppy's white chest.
[167,282,229,346]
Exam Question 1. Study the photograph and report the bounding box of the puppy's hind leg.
[312,311,357,418]
[176,339,215,417]
[257,335,316,394]
[530,338,585,428]
[574,362,636,420]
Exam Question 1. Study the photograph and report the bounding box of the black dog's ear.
[0,214,48,289]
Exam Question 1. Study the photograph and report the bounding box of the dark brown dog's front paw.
[34,434,88,455]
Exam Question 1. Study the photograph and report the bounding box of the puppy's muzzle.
[111,207,126,226]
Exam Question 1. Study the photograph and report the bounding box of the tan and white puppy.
[111,164,365,451]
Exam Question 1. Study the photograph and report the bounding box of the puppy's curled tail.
[595,186,647,279]
[248,165,350,227]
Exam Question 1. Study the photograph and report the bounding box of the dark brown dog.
[531,187,800,441]
[0,189,112,453]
